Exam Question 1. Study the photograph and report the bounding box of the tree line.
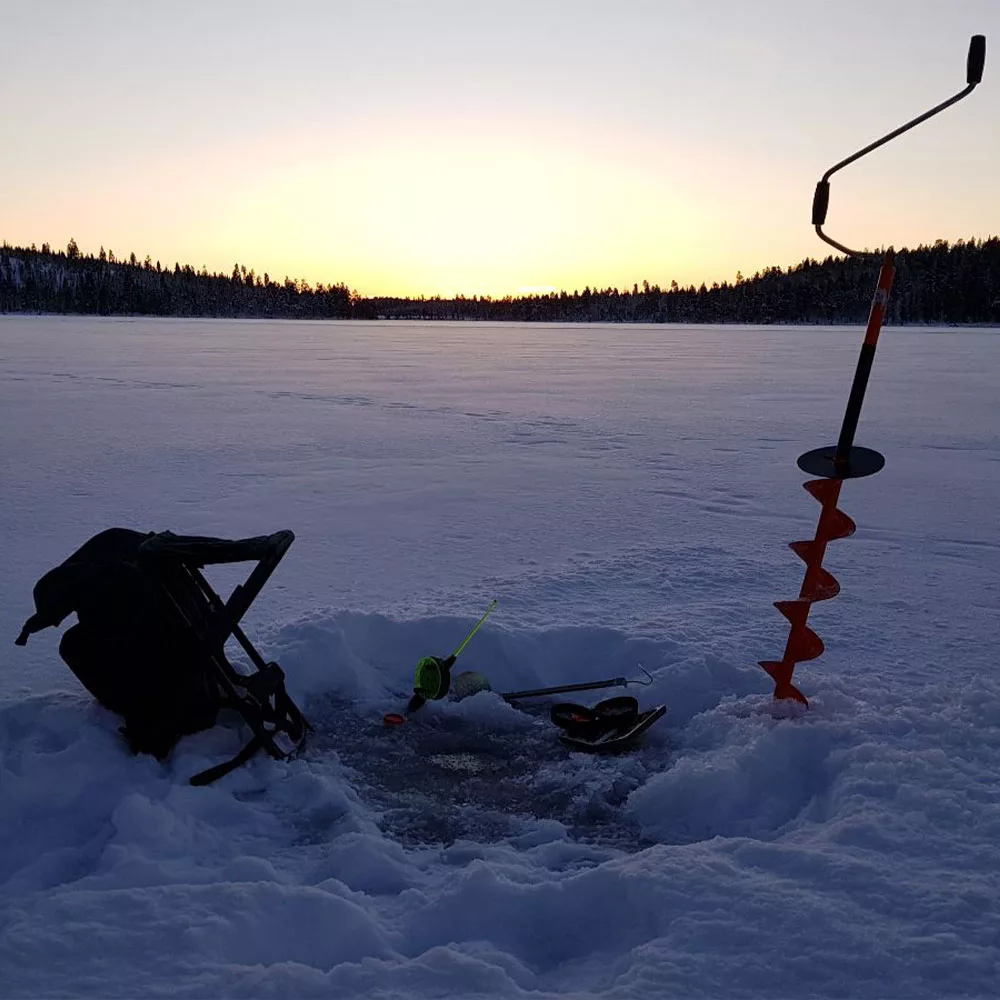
[0,240,352,319]
[2,237,998,324]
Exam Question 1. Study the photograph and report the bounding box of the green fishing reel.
[383,600,497,726]
[414,655,452,699]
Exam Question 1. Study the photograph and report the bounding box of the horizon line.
[3,233,997,302]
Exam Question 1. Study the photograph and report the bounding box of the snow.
[1,315,998,998]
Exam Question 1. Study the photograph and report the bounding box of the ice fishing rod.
[383,599,498,725]
[760,35,986,705]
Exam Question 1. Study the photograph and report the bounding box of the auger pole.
[832,254,895,470]
[797,253,895,480]
[761,35,986,705]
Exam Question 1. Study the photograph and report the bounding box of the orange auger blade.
[759,478,855,706]
[758,661,808,704]
[806,480,857,539]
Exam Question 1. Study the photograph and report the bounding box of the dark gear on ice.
[16,527,308,784]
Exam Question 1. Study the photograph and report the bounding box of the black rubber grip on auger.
[812,180,830,226]
[968,35,986,85]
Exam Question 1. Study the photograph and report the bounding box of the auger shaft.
[835,253,896,468]
[798,252,895,481]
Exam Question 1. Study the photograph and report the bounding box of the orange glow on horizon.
[3,114,995,301]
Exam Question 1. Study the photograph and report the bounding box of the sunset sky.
[1,0,996,298]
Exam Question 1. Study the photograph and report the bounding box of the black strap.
[14,613,49,646]
[189,735,263,786]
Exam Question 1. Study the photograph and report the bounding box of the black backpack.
[16,528,308,783]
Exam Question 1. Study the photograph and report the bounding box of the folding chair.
[136,529,310,784]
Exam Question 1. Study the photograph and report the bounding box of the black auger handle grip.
[812,180,830,227]
[968,35,986,85]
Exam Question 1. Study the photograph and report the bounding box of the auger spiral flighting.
[760,478,856,705]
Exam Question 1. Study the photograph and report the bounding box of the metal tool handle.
[814,35,986,257]
[502,677,628,701]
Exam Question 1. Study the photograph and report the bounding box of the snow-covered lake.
[1,315,998,998]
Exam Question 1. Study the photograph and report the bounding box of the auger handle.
[815,34,986,257]
[811,180,830,228]
[968,34,986,84]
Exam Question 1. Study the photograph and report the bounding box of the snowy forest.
[2,236,999,324]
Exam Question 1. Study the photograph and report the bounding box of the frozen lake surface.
[1,316,998,998]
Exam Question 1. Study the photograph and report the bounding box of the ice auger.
[760,35,986,706]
